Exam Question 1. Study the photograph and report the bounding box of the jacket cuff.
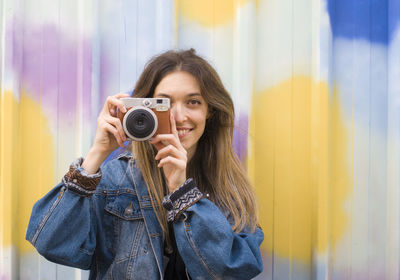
[62,157,102,196]
[162,178,203,222]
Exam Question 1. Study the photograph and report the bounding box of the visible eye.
[187,99,201,106]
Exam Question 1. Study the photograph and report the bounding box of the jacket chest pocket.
[105,192,142,220]
[104,192,146,262]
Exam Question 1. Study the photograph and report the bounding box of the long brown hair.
[131,49,258,240]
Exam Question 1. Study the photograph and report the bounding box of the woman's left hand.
[150,113,187,193]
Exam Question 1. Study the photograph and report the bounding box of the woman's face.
[154,71,208,160]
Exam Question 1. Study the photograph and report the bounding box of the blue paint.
[327,0,400,44]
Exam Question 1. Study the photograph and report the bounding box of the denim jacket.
[26,151,264,280]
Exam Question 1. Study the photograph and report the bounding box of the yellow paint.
[248,76,351,261]
[0,91,56,253]
[0,91,20,251]
[177,0,252,27]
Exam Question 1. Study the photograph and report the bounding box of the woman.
[26,49,264,279]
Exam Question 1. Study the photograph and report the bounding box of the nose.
[171,103,187,124]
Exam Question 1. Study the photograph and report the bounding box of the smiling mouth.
[177,129,192,137]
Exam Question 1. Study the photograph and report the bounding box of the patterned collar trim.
[116,150,133,160]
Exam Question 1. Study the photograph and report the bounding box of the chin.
[183,144,192,152]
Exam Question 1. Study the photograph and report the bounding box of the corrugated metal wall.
[1,0,399,279]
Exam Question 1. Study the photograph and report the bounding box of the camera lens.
[125,109,156,139]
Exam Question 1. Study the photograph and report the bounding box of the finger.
[108,97,127,114]
[151,135,183,154]
[170,113,178,138]
[104,96,128,115]
[151,134,181,149]
[155,144,186,161]
[103,122,125,147]
[98,115,125,145]
[152,142,164,151]
[168,114,186,152]
[103,115,127,142]
[157,156,186,169]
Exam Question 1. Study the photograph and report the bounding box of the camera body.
[118,97,171,141]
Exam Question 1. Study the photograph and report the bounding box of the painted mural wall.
[1,0,399,279]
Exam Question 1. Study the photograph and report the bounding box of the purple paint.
[98,43,123,108]
[100,46,112,104]
[233,113,249,163]
[10,20,93,119]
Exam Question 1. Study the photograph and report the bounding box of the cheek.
[195,114,207,130]
[198,109,208,125]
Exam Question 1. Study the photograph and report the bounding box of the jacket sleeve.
[25,158,101,270]
[171,193,264,279]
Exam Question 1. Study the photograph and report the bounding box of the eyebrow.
[156,93,202,98]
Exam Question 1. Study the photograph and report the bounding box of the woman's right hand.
[82,93,130,174]
[93,93,130,153]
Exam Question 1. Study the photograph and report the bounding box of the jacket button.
[125,202,133,216]
[125,207,133,215]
